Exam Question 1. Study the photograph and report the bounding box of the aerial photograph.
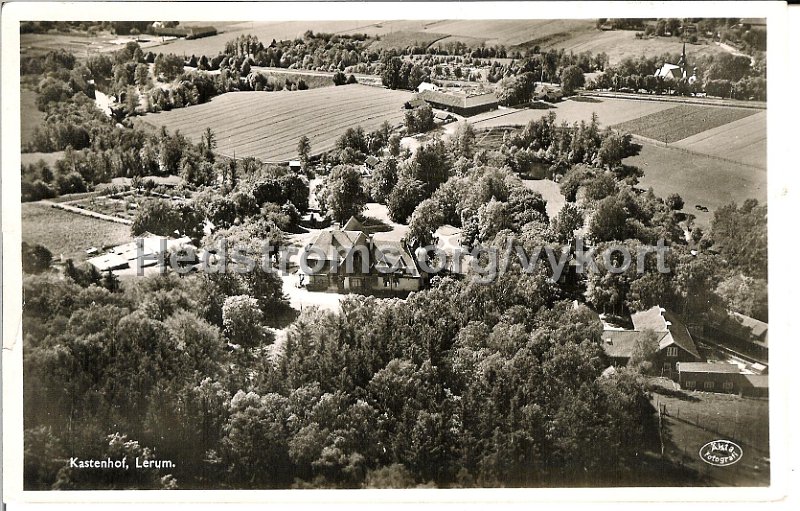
[16,17,768,490]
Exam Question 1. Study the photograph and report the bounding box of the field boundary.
[41,200,134,226]
[580,91,766,111]
[630,134,766,171]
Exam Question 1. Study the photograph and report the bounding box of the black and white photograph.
[1,1,795,506]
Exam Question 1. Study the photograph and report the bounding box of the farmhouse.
[677,362,769,397]
[418,89,498,117]
[416,82,439,93]
[602,306,702,378]
[302,217,422,294]
[534,84,563,102]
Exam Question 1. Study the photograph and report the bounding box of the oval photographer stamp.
[699,440,743,467]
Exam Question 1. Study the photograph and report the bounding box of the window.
[723,381,734,391]
[666,347,678,357]
[704,381,715,390]
[684,380,696,389]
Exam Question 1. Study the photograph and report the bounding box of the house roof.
[732,312,768,347]
[364,156,379,167]
[305,223,420,277]
[661,310,701,359]
[741,374,769,388]
[305,229,369,262]
[654,63,685,80]
[372,239,420,277]
[87,253,129,272]
[602,330,662,359]
[602,306,701,360]
[631,306,668,331]
[343,216,365,231]
[678,362,740,374]
[418,90,498,110]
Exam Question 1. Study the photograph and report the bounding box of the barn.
[678,362,769,397]
[418,90,498,117]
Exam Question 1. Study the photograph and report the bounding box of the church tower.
[677,43,687,78]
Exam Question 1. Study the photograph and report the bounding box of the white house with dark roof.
[302,217,422,294]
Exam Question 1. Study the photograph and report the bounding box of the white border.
[2,1,795,506]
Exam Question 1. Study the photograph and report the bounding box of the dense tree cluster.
[590,51,766,100]
[22,261,657,489]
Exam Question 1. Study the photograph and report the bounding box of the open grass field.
[20,151,64,168]
[522,179,566,220]
[650,379,769,486]
[470,96,766,227]
[651,379,769,453]
[20,32,161,60]
[137,84,413,162]
[672,110,766,169]
[471,97,678,130]
[144,20,598,57]
[422,19,596,48]
[146,20,380,57]
[625,143,766,227]
[551,31,730,65]
[613,104,760,144]
[368,31,449,52]
[22,202,132,261]
[20,88,45,148]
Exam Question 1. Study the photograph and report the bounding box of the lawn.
[22,202,132,261]
[137,84,413,162]
[613,104,760,144]
[522,179,566,220]
[625,143,767,228]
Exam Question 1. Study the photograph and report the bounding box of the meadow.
[137,84,413,162]
[552,30,730,65]
[22,202,132,260]
[470,97,678,130]
[141,20,598,57]
[625,143,766,227]
[613,104,760,144]
[20,88,44,148]
[468,95,766,228]
[672,110,766,168]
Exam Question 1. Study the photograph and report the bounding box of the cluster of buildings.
[600,305,768,397]
[86,233,195,274]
